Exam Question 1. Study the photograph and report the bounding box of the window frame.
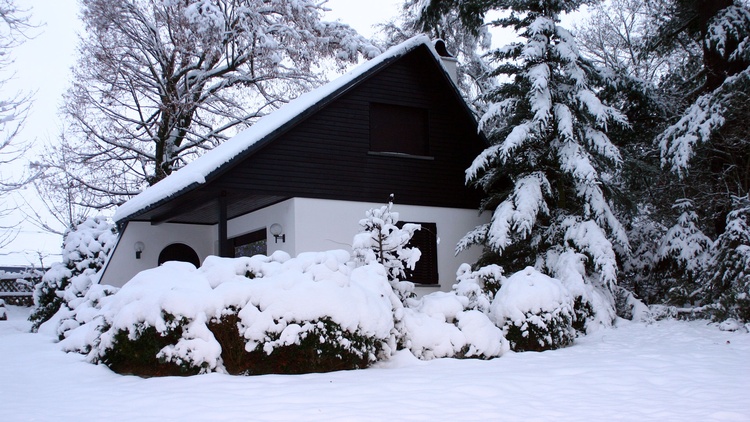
[231,228,267,258]
[369,102,432,159]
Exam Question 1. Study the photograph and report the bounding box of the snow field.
[1,305,748,421]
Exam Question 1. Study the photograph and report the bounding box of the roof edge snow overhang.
[114,35,485,226]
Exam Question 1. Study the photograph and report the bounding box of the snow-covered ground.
[1,305,748,421]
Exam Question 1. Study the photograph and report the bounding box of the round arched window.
[158,243,200,267]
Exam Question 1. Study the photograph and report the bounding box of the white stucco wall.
[291,198,488,292]
[100,222,215,288]
[101,198,489,293]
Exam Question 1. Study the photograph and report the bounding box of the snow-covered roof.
[114,35,451,224]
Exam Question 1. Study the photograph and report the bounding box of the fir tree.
[615,203,668,301]
[429,0,629,289]
[703,196,750,321]
[652,1,750,314]
[655,199,713,305]
[656,1,750,234]
[353,195,421,301]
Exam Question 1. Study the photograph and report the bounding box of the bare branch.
[53,0,380,208]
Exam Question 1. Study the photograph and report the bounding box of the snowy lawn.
[1,305,748,421]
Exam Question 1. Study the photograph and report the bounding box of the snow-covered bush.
[353,195,421,301]
[718,318,749,333]
[613,287,651,322]
[453,263,504,313]
[210,312,382,375]
[463,220,621,335]
[30,263,73,331]
[453,261,610,352]
[704,197,750,322]
[29,217,117,332]
[56,283,119,348]
[489,267,576,352]
[61,251,403,376]
[0,299,6,321]
[542,248,616,333]
[102,312,204,376]
[401,291,508,360]
[647,304,679,321]
[401,263,596,356]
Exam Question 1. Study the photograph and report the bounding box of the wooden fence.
[0,276,37,307]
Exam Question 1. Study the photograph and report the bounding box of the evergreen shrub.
[29,217,117,331]
[99,310,383,376]
[210,314,381,375]
[490,267,575,352]
[571,296,594,333]
[29,265,72,331]
[503,309,574,352]
[74,252,398,377]
[99,313,203,377]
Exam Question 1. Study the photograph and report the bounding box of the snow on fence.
[0,277,36,306]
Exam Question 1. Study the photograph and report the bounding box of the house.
[99,36,490,293]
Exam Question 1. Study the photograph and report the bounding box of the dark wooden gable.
[128,44,486,225]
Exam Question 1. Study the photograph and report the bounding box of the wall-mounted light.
[269,223,285,243]
[134,241,145,259]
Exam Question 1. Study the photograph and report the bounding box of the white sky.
[1,0,80,267]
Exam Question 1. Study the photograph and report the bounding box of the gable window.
[232,228,267,258]
[370,102,429,157]
[400,222,439,284]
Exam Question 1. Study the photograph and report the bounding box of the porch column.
[218,191,230,257]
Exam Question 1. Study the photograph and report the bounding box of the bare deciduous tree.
[576,0,702,84]
[52,0,380,209]
[0,0,34,248]
[24,130,96,235]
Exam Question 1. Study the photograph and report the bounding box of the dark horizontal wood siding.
[214,46,485,210]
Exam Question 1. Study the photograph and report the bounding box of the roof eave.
[115,48,413,225]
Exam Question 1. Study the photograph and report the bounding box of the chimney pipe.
[434,39,458,84]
